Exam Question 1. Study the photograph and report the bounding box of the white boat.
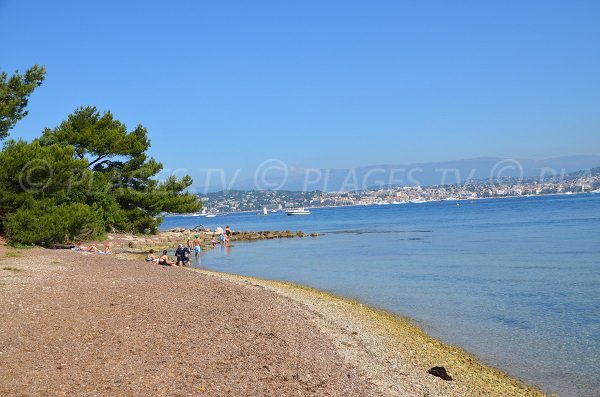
[591,189,600,194]
[270,210,278,213]
[410,198,427,204]
[180,212,204,217]
[205,214,217,218]
[258,207,268,216]
[285,208,311,216]
[186,208,208,217]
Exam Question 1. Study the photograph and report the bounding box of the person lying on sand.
[75,241,103,253]
[145,249,159,264]
[74,241,113,254]
[159,250,178,267]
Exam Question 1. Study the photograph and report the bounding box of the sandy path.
[0,248,381,396]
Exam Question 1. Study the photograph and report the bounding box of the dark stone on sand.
[428,366,452,381]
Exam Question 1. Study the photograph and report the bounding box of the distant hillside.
[568,166,600,177]
[194,155,600,193]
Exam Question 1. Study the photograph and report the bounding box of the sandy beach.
[0,242,542,396]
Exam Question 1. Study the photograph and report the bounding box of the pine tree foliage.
[0,67,200,244]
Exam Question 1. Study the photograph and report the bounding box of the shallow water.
[162,194,600,396]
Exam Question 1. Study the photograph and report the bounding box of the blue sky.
[1,0,599,184]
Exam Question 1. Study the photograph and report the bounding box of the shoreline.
[186,267,543,397]
[187,190,597,218]
[0,245,542,396]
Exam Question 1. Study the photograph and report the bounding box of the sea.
[161,194,600,397]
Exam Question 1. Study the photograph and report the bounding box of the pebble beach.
[0,239,542,396]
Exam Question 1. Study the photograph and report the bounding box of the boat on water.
[190,208,208,217]
[285,208,311,216]
[180,208,209,217]
[270,210,278,213]
[179,211,204,217]
[205,214,217,218]
[258,207,269,216]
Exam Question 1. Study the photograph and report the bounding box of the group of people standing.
[145,226,233,267]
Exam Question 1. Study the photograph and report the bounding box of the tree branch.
[88,154,108,168]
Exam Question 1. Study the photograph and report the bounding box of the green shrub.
[5,202,105,246]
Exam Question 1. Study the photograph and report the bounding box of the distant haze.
[192,155,600,193]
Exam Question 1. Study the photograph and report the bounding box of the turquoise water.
[162,194,600,396]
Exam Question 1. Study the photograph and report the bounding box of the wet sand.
[0,245,542,396]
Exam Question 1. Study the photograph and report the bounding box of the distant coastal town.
[198,167,600,213]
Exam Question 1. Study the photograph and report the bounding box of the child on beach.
[146,249,159,263]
